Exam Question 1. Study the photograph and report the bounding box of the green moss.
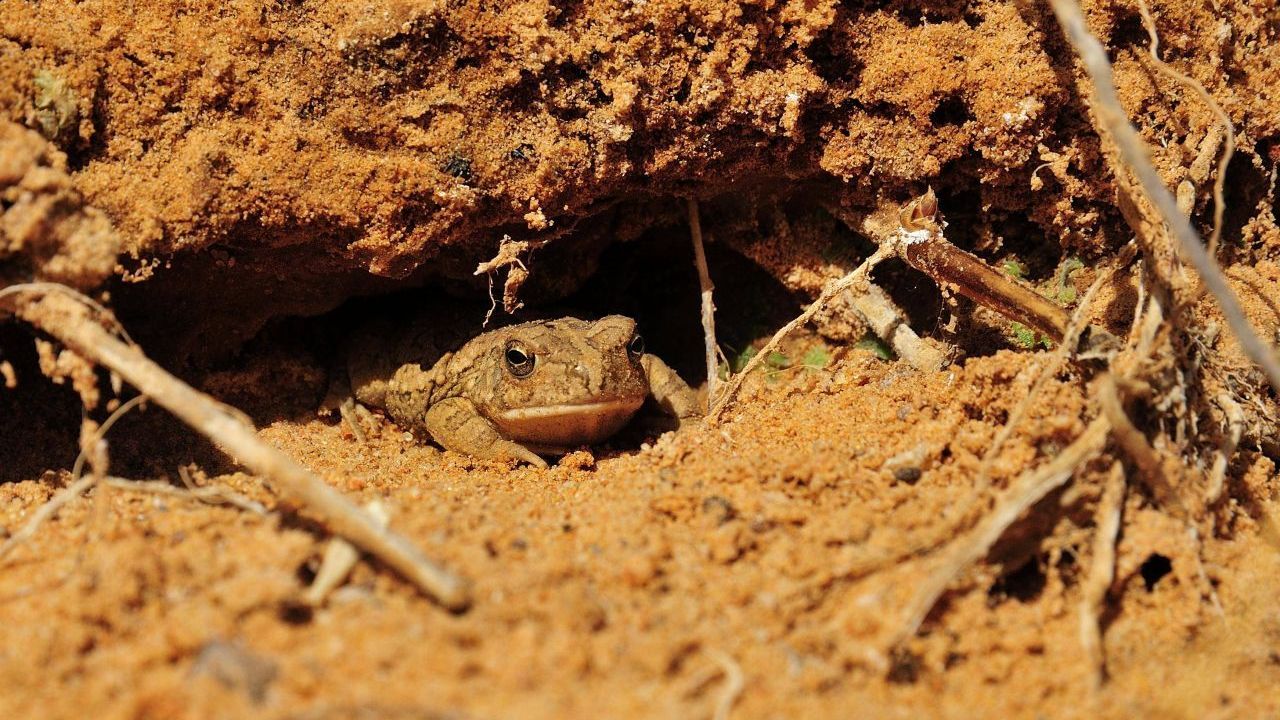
[1011,322,1053,350]
[801,346,831,370]
[854,334,895,361]
[1056,256,1084,304]
[765,351,790,370]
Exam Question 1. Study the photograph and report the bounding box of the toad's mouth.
[498,396,646,421]
[494,395,647,447]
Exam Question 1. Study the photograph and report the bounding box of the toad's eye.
[504,342,535,377]
[627,333,645,356]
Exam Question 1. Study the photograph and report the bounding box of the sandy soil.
[3,0,1280,717]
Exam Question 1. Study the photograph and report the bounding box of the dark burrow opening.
[0,210,819,481]
[0,181,1065,482]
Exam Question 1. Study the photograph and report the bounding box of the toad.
[331,314,700,468]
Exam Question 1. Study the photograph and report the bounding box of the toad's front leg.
[424,397,549,469]
[641,354,702,426]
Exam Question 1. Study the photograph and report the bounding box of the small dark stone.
[278,600,313,625]
[508,143,535,161]
[442,153,473,181]
[886,647,921,684]
[892,466,923,484]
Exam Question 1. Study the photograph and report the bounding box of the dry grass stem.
[0,474,98,562]
[709,244,892,422]
[9,289,470,610]
[0,393,147,562]
[1080,461,1126,691]
[687,198,720,408]
[884,415,1111,650]
[1050,0,1280,395]
[102,476,270,516]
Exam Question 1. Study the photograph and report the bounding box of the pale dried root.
[1136,0,1235,256]
[687,198,721,409]
[1049,0,1280,396]
[7,289,470,610]
[1206,392,1244,506]
[1080,462,1126,691]
[882,416,1111,652]
[304,500,390,606]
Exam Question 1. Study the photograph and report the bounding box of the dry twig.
[177,465,270,514]
[895,190,1103,345]
[3,287,470,610]
[687,198,721,408]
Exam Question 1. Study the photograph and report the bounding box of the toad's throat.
[495,396,646,447]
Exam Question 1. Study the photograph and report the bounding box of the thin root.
[1049,0,1280,395]
[1098,374,1182,512]
[706,648,745,720]
[976,244,1133,491]
[884,415,1111,652]
[101,476,269,516]
[1136,0,1235,257]
[1080,461,1126,691]
[687,198,721,408]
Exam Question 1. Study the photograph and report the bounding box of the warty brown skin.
[343,315,700,468]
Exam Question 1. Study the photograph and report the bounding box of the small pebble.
[892,466,923,484]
